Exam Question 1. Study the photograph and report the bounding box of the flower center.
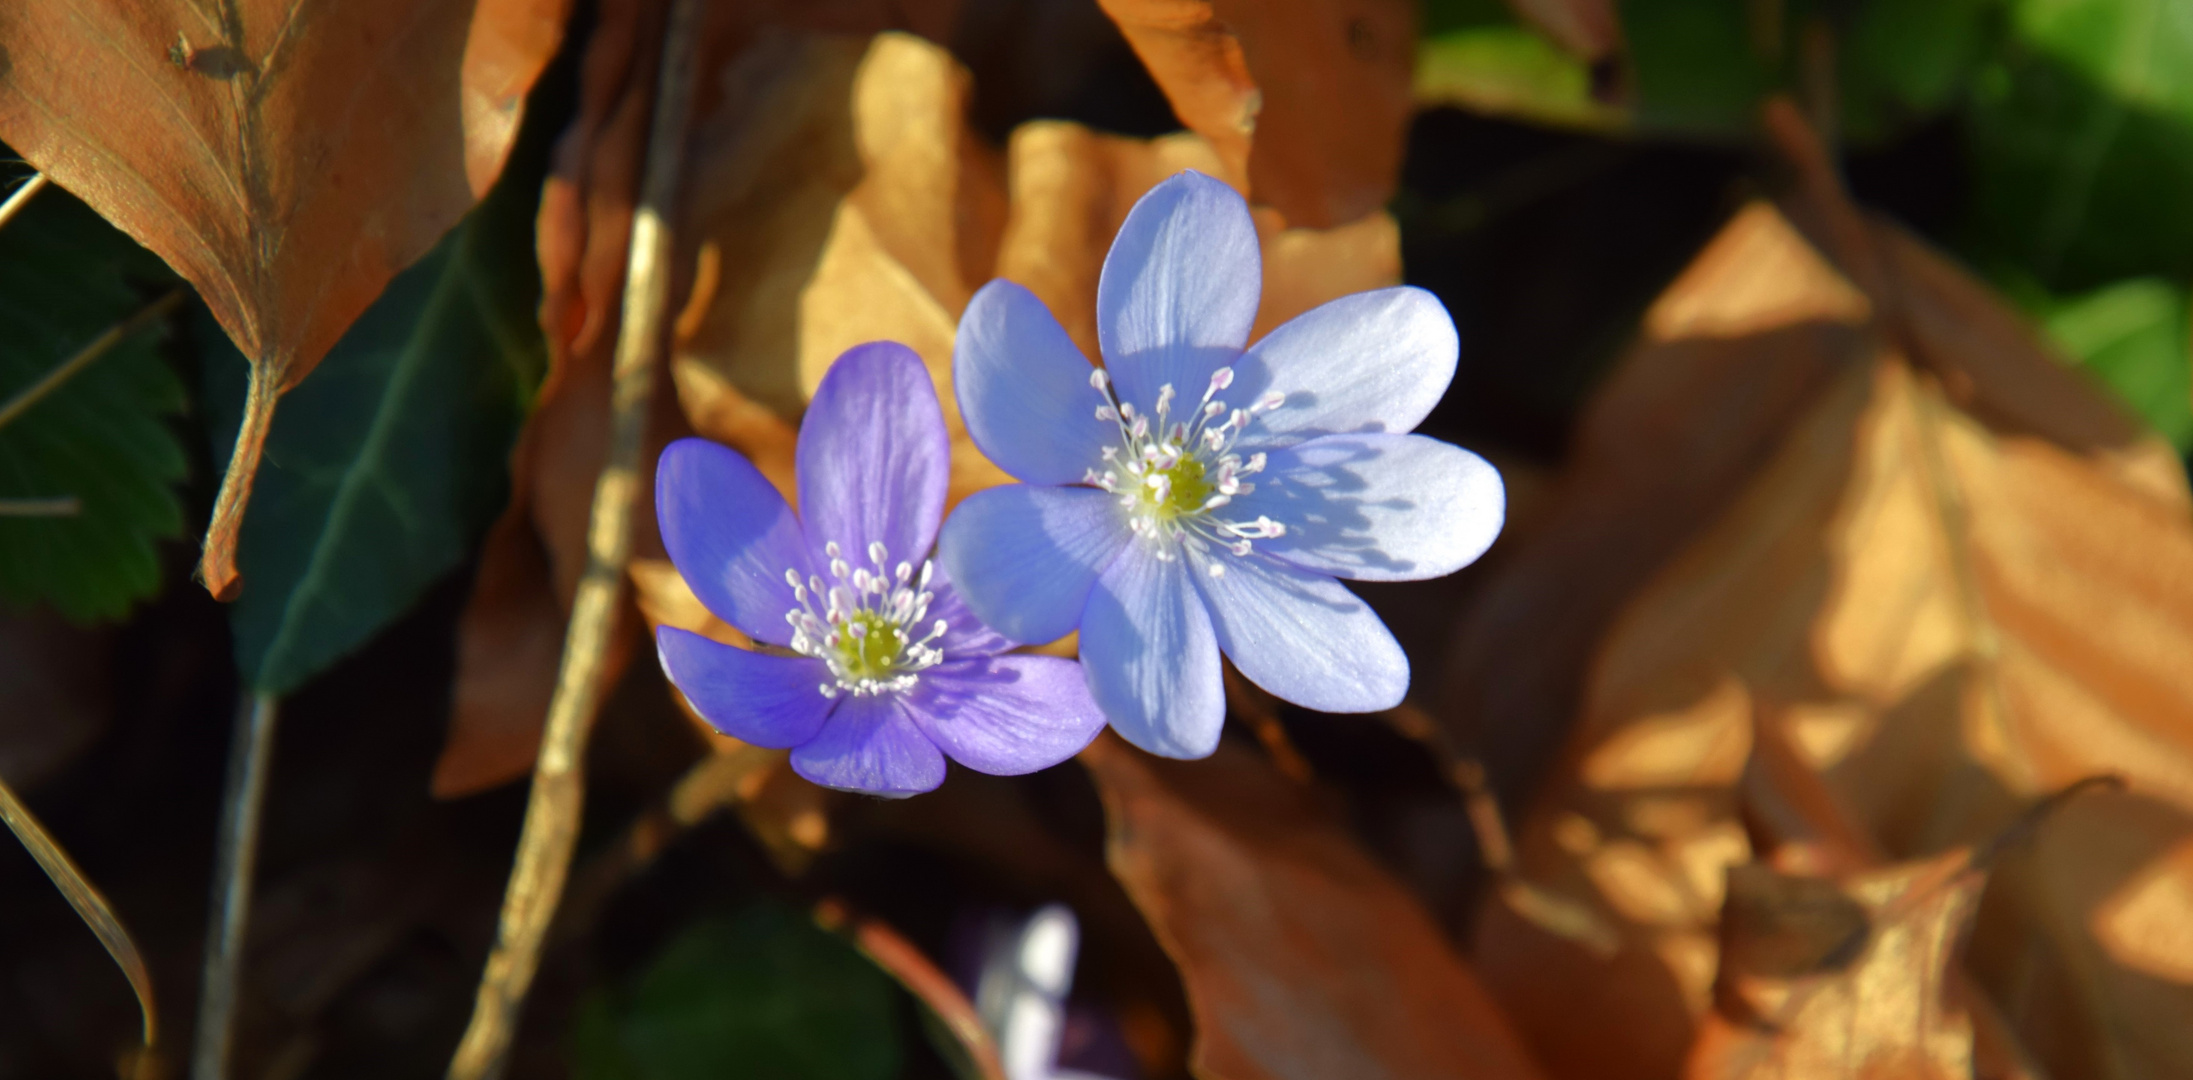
[784,541,947,698]
[1084,366,1288,576]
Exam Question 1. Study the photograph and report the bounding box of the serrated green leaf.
[2037,276,2193,449]
[0,181,186,623]
[572,903,904,1080]
[1965,0,2193,289]
[201,144,547,694]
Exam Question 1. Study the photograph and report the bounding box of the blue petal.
[1097,171,1261,412]
[938,484,1132,646]
[906,656,1107,775]
[656,627,836,747]
[1190,551,1407,714]
[1231,433,1504,581]
[797,342,950,572]
[923,563,1015,659]
[656,438,812,645]
[791,694,947,797]
[1232,287,1457,448]
[956,280,1113,485]
[1079,546,1225,759]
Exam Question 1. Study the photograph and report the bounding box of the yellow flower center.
[1141,455,1213,521]
[833,611,906,682]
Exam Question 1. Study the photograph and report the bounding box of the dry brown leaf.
[1095,0,1417,227]
[1686,852,1992,1080]
[0,0,568,597]
[1472,286,2193,1080]
[1082,733,1549,1080]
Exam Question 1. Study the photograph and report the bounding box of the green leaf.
[1623,0,1778,137]
[1417,24,1615,129]
[1839,0,1997,143]
[201,144,547,694]
[1965,0,2193,289]
[2037,277,2193,449]
[572,903,905,1080]
[0,181,186,622]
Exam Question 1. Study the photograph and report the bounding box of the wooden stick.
[444,0,705,1072]
[191,692,281,1080]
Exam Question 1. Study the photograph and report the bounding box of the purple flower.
[938,171,1504,759]
[655,342,1107,797]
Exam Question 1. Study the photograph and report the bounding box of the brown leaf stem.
[197,356,280,602]
[0,172,49,232]
[0,760,158,1050]
[191,691,280,1080]
[444,0,704,1073]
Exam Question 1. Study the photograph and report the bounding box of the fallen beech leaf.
[0,0,568,599]
[1687,852,1993,1080]
[1095,0,1417,227]
[675,31,1011,505]
[1082,733,1549,1080]
[1478,326,2193,1080]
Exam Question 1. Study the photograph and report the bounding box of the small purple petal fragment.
[797,341,950,569]
[907,655,1107,775]
[656,438,811,645]
[656,627,836,748]
[1079,548,1224,759]
[1232,432,1505,582]
[1233,286,1458,448]
[938,484,1131,647]
[956,280,1112,485]
[791,694,948,798]
[1097,171,1262,409]
[1191,552,1408,714]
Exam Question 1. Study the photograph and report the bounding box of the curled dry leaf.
[0,0,568,599]
[1081,733,1549,1080]
[1685,851,2004,1080]
[1467,188,2193,1079]
[1095,0,1417,227]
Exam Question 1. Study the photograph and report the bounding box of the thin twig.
[445,0,705,1072]
[816,900,1009,1080]
[0,289,185,433]
[191,692,280,1080]
[0,769,158,1049]
[0,172,49,232]
[0,497,81,517]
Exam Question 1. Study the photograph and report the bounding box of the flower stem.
[0,759,158,1051]
[444,0,705,1072]
[191,691,280,1080]
[0,172,49,232]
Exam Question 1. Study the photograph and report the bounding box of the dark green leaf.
[201,146,547,694]
[572,903,904,1080]
[1965,0,2193,288]
[0,181,186,622]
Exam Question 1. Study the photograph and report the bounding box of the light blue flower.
[655,342,1107,797]
[938,171,1504,759]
